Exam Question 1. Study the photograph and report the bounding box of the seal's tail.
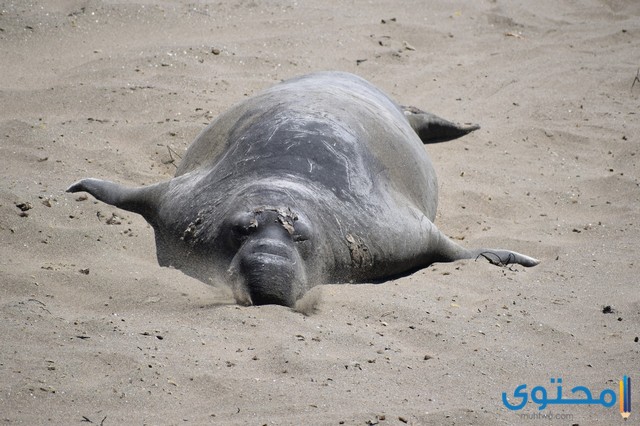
[402,106,480,144]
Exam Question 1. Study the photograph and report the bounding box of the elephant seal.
[68,72,538,307]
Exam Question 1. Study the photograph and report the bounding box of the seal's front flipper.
[403,106,480,144]
[428,224,539,267]
[467,248,539,267]
[67,178,168,223]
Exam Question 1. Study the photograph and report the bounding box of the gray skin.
[67,72,538,307]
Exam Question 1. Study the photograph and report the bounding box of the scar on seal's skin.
[253,206,298,235]
[346,233,372,268]
[182,212,205,244]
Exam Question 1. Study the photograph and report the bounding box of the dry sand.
[1,0,639,424]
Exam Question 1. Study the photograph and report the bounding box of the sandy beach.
[1,0,639,424]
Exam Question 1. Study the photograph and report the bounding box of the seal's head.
[225,206,314,306]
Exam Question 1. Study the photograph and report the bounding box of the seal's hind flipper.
[403,106,480,144]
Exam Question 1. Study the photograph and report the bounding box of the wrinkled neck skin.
[152,172,339,307]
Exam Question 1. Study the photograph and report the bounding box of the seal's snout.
[241,256,297,306]
[229,229,306,306]
[236,239,303,307]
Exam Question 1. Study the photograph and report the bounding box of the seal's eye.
[292,217,312,242]
[229,212,258,240]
